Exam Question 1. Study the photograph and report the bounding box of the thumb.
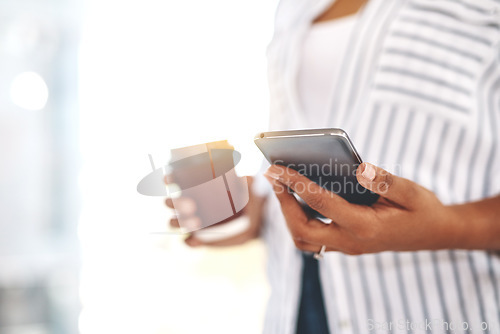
[356,163,418,209]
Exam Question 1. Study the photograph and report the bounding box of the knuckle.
[293,238,307,251]
[292,224,308,240]
[407,182,422,199]
[286,174,301,189]
[376,173,393,194]
[383,172,394,188]
[285,171,307,188]
[306,194,326,212]
[354,223,379,241]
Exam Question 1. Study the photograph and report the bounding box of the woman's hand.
[264,163,470,255]
[165,176,266,247]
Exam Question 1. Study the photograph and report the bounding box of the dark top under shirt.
[296,252,330,334]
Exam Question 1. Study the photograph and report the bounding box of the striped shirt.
[261,0,500,333]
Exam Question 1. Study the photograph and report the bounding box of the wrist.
[443,205,469,249]
[445,201,500,250]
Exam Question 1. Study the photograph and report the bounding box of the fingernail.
[362,163,376,181]
[264,165,282,181]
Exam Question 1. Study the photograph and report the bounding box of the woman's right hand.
[165,176,266,247]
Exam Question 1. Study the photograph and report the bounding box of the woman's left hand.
[264,163,465,255]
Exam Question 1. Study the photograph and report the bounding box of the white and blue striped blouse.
[261,0,500,333]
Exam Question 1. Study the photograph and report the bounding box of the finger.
[265,174,309,231]
[264,165,367,226]
[177,216,202,230]
[265,175,348,246]
[183,222,259,247]
[292,239,338,253]
[185,235,203,247]
[166,197,197,215]
[165,198,174,209]
[356,163,419,209]
[169,217,180,228]
[190,230,258,247]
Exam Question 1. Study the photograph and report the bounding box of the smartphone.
[254,128,379,215]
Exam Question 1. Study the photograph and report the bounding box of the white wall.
[78,1,277,333]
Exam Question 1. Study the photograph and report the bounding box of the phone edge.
[254,128,364,164]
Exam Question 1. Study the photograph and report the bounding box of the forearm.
[449,195,500,250]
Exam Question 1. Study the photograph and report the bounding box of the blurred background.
[0,0,277,333]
